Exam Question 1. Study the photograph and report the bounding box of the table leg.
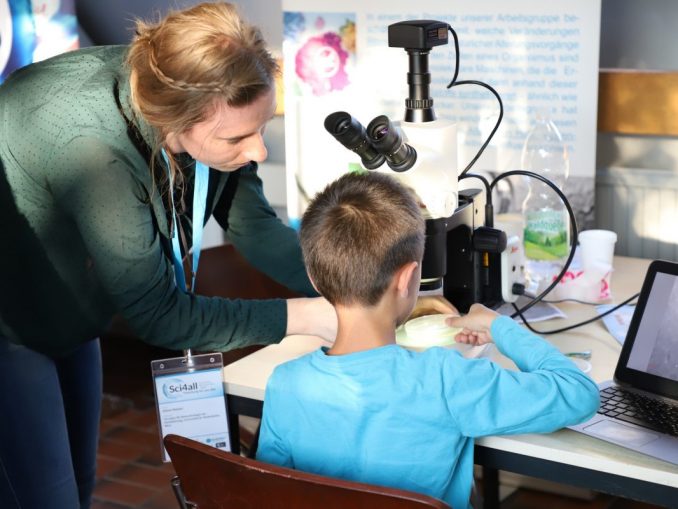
[228,410,240,454]
[482,466,500,509]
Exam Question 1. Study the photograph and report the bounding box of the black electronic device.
[615,260,678,399]
[569,260,678,465]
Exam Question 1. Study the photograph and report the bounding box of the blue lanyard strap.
[161,149,209,293]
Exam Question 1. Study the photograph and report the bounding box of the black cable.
[490,170,578,319]
[459,172,494,227]
[459,173,491,202]
[447,25,461,86]
[511,292,640,335]
[446,26,503,178]
[446,25,577,311]
[542,297,624,306]
[450,81,503,177]
[487,170,515,214]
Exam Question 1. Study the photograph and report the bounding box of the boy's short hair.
[300,172,425,306]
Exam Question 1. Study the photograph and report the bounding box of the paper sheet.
[597,304,635,345]
[496,295,567,323]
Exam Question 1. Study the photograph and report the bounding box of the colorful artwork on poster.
[284,12,356,97]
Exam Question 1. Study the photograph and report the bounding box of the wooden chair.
[164,434,451,509]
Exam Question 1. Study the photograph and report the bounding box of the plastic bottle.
[520,115,570,294]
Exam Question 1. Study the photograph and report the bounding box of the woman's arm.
[213,164,317,297]
[53,138,290,351]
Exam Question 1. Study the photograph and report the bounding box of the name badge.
[151,353,231,462]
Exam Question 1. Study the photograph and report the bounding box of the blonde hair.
[126,2,278,198]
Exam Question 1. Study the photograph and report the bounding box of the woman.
[0,3,335,507]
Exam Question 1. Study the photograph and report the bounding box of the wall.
[597,0,678,174]
[75,0,678,243]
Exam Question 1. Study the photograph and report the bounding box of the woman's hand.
[286,297,337,342]
[445,303,499,345]
[408,295,459,320]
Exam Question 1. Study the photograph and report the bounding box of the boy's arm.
[256,370,294,468]
[443,314,600,438]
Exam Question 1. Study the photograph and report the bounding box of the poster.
[0,0,79,83]
[282,0,601,229]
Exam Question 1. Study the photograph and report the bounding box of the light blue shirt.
[257,316,599,509]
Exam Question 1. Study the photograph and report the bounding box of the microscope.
[324,20,524,313]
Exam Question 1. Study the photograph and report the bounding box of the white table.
[223,256,678,507]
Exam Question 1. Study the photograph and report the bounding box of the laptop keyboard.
[599,386,678,437]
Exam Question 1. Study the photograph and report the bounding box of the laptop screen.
[626,272,678,382]
[616,260,678,399]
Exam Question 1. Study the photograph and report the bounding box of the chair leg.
[171,475,198,509]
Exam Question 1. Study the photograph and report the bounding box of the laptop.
[569,260,678,465]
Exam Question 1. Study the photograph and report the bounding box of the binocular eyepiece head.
[324,112,385,170]
[324,112,417,173]
[366,115,417,172]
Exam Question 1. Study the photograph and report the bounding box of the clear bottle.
[521,115,570,294]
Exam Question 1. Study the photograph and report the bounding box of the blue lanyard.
[161,149,209,293]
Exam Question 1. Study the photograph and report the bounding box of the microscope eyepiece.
[324,112,385,170]
[367,115,417,172]
[373,125,389,140]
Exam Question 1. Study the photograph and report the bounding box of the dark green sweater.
[0,46,313,357]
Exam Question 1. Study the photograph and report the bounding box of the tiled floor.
[92,397,178,509]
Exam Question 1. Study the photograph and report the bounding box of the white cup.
[578,229,617,270]
[577,229,617,300]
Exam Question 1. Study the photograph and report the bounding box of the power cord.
[447,33,628,335]
[490,170,578,319]
[448,23,615,335]
[458,172,495,227]
[511,292,640,335]
[446,26,503,178]
[446,25,578,319]
[543,297,617,306]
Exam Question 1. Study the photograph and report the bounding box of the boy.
[257,172,599,509]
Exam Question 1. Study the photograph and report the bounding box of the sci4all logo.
[162,378,219,399]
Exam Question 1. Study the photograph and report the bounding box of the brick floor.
[109,464,172,490]
[96,456,126,480]
[94,478,159,507]
[91,501,130,509]
[106,428,160,449]
[93,398,176,509]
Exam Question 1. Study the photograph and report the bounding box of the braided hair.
[126,2,278,196]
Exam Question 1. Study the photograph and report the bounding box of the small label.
[524,209,568,260]
[152,355,231,463]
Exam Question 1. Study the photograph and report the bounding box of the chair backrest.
[164,434,451,509]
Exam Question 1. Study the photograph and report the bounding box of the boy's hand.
[445,304,500,345]
[408,295,459,320]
